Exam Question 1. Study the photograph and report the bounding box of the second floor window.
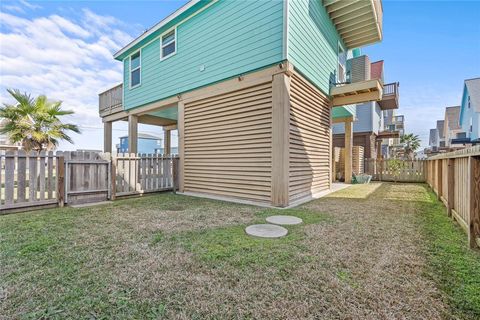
[161,29,176,60]
[468,96,471,109]
[130,51,141,88]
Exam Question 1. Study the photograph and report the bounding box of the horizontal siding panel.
[184,82,273,203]
[289,72,331,202]
[287,0,342,94]
[124,0,284,109]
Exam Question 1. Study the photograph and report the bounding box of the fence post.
[437,160,443,200]
[110,155,116,201]
[172,156,178,194]
[447,158,454,217]
[469,156,480,249]
[57,156,65,207]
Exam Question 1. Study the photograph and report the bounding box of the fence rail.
[0,150,179,214]
[426,145,480,248]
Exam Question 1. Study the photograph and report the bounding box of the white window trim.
[160,27,177,61]
[129,50,141,89]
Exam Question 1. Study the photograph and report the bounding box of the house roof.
[436,120,445,139]
[120,133,161,140]
[370,60,384,81]
[465,78,480,112]
[445,106,461,130]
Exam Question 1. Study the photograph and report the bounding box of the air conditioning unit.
[346,55,371,83]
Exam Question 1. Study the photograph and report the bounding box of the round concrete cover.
[266,215,303,225]
[245,224,288,238]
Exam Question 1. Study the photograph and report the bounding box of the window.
[161,29,176,60]
[468,96,471,109]
[130,51,141,88]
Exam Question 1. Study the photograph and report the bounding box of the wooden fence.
[114,153,177,198]
[0,150,58,213]
[364,159,426,182]
[0,150,179,214]
[426,146,480,249]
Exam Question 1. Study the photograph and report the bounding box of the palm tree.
[400,133,421,160]
[0,89,80,152]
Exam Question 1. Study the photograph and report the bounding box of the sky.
[0,0,479,151]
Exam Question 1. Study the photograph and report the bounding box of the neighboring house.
[117,133,162,154]
[99,0,384,207]
[332,57,400,160]
[458,78,480,144]
[382,114,405,158]
[437,120,445,148]
[429,128,439,150]
[443,106,462,147]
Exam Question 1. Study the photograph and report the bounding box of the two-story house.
[99,0,385,207]
[458,78,480,144]
[443,106,462,147]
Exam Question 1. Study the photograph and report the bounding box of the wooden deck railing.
[383,82,398,96]
[99,84,123,117]
[426,146,480,248]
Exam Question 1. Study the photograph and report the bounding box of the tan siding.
[184,82,273,203]
[289,72,331,201]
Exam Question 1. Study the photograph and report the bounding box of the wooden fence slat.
[17,150,26,202]
[5,151,15,205]
[48,151,54,199]
[39,151,46,201]
[28,151,37,202]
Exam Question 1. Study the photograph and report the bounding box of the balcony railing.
[99,84,123,117]
[378,82,399,110]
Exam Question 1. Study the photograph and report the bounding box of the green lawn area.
[1,183,479,319]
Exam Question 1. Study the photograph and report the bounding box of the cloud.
[19,0,41,10]
[0,8,136,150]
[2,5,25,13]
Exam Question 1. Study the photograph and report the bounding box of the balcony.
[323,0,383,48]
[378,82,399,110]
[331,79,383,107]
[99,84,123,117]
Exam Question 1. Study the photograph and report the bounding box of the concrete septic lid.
[266,215,303,225]
[245,224,288,238]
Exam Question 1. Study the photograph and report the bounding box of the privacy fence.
[0,151,178,214]
[426,146,480,249]
[365,148,479,249]
[364,158,426,182]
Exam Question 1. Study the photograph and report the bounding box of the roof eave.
[113,0,202,60]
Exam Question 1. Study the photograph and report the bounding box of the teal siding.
[124,0,284,110]
[287,0,343,95]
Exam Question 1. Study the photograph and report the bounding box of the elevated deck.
[378,82,399,110]
[99,84,123,118]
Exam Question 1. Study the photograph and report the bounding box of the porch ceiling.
[323,0,383,48]
[149,106,178,121]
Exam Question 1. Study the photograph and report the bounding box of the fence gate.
[62,151,111,205]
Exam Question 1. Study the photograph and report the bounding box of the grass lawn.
[1,183,479,319]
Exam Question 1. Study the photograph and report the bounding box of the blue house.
[458,78,480,144]
[98,0,385,207]
[117,133,162,154]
